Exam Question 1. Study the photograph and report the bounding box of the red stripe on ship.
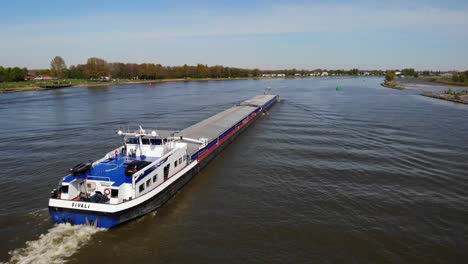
[197,111,259,162]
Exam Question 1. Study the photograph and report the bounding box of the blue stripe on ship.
[49,208,120,228]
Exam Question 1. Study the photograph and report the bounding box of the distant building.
[277,73,286,77]
[310,72,320,77]
[321,72,329,77]
[24,75,36,81]
[294,73,301,77]
[33,75,54,80]
[363,72,370,76]
[262,74,272,77]
[440,72,453,77]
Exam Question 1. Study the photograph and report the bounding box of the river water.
[0,77,467,263]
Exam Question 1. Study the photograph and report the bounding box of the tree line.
[54,57,260,80]
[32,56,388,80]
[0,66,28,82]
[452,71,468,83]
[8,56,449,83]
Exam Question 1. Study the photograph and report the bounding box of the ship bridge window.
[141,138,162,145]
[111,189,119,198]
[60,185,69,194]
[125,137,138,144]
[150,138,162,145]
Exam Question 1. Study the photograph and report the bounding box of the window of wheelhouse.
[125,137,138,144]
[150,138,162,145]
[139,184,145,193]
[60,185,69,194]
[141,138,163,145]
[111,189,119,198]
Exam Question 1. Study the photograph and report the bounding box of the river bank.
[422,92,468,105]
[381,77,468,105]
[430,78,468,87]
[0,77,258,94]
[0,75,382,94]
[380,80,404,90]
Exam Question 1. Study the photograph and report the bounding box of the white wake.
[5,223,105,264]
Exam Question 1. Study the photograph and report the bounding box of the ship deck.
[177,94,277,157]
[62,95,276,185]
[63,155,157,187]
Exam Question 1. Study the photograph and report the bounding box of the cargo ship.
[48,94,278,228]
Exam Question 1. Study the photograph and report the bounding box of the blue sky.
[1,0,468,70]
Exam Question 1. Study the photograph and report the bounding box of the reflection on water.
[0,78,467,263]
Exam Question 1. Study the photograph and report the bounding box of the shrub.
[385,71,395,82]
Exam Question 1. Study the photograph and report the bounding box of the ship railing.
[86,175,112,182]
[132,147,180,180]
[92,145,125,166]
[131,145,187,196]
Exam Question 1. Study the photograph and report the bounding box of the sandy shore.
[381,80,404,90]
[380,77,468,105]
[422,93,468,105]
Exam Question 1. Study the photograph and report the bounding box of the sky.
[1,0,468,70]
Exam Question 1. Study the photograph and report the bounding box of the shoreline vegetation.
[1,56,385,94]
[429,78,468,87]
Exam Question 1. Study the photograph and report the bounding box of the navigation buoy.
[149,83,153,88]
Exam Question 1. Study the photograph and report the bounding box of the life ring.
[104,188,111,196]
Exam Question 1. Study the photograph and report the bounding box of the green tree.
[402,68,415,76]
[252,68,260,77]
[84,57,109,79]
[458,73,465,83]
[36,69,51,75]
[385,71,395,82]
[50,56,67,78]
[350,68,359,75]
